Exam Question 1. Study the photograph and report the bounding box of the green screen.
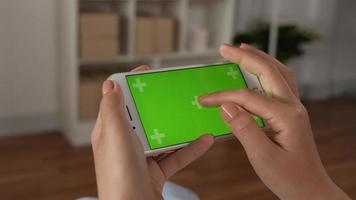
[126,63,264,149]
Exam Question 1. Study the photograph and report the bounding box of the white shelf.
[58,0,237,146]
[80,49,220,66]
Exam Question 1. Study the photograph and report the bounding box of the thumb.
[221,103,276,157]
[100,80,130,135]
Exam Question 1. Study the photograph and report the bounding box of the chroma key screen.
[126,63,265,149]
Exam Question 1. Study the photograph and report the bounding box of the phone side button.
[126,105,133,121]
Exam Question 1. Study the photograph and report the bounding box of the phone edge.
[109,62,269,156]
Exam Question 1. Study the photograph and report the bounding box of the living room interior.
[0,0,355,199]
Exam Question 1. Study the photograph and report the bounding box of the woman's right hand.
[200,44,350,200]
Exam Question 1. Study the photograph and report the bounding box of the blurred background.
[0,0,355,199]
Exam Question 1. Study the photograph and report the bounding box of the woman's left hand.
[91,65,214,200]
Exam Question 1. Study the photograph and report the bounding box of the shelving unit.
[57,0,277,146]
[78,0,235,67]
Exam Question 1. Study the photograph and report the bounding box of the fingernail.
[102,80,115,95]
[221,104,240,121]
[220,44,234,58]
[203,134,215,144]
[198,94,211,103]
[198,95,207,101]
[240,43,253,49]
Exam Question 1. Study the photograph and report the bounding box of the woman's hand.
[200,44,350,200]
[91,65,214,200]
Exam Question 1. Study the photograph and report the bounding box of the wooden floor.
[1,98,356,200]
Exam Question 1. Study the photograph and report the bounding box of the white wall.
[331,0,356,96]
[0,0,59,135]
[277,0,338,99]
[275,0,356,98]
[235,0,356,99]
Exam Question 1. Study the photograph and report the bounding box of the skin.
[199,44,350,200]
[91,65,214,200]
[91,44,351,199]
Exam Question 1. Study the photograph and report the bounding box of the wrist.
[311,179,350,200]
[323,183,351,200]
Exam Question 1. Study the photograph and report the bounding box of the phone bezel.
[108,62,267,156]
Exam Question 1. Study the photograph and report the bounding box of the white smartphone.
[109,62,267,156]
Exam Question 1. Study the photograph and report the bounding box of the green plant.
[233,22,319,63]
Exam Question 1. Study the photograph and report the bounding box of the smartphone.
[109,63,266,156]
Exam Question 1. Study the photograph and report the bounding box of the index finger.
[240,43,299,98]
[200,89,282,122]
[220,44,295,102]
